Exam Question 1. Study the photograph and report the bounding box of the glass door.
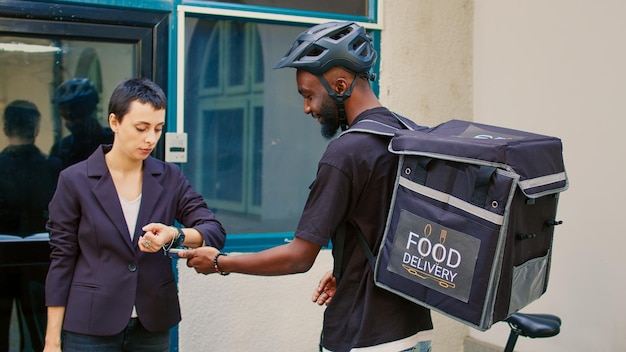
[0,2,168,350]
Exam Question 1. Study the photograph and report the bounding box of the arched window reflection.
[183,19,329,235]
[185,20,265,216]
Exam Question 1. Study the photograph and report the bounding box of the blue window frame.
[176,3,381,252]
[182,0,379,21]
[200,0,369,16]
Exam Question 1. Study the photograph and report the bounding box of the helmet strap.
[317,74,359,131]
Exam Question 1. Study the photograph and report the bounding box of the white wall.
[178,251,331,351]
[472,1,626,351]
[379,0,473,127]
[178,1,626,351]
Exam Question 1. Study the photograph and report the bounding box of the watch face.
[175,227,185,246]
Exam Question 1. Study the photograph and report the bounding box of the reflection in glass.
[0,100,60,352]
[184,18,328,234]
[0,34,136,352]
[204,108,245,203]
[0,100,61,235]
[0,36,135,156]
[50,77,114,169]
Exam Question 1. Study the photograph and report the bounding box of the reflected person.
[44,78,226,352]
[50,77,114,168]
[0,100,61,352]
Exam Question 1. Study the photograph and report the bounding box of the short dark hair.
[3,100,40,139]
[108,78,167,122]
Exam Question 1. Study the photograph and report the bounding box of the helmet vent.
[352,38,369,57]
[303,45,325,59]
[329,27,352,41]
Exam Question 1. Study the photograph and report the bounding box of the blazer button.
[128,263,137,272]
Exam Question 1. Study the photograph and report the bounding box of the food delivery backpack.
[341,115,568,331]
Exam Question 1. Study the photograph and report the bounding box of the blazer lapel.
[88,147,135,252]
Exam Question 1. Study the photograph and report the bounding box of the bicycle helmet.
[274,21,377,76]
[52,77,99,108]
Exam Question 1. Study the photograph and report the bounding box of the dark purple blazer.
[45,145,226,336]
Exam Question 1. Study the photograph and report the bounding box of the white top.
[120,194,142,240]
[119,193,142,318]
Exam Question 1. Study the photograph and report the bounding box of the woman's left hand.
[139,223,177,252]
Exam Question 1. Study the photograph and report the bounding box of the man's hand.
[179,246,220,274]
[312,270,336,306]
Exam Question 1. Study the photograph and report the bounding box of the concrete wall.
[378,1,474,351]
[177,252,331,351]
[177,1,474,351]
[471,1,626,351]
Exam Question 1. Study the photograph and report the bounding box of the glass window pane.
[184,18,329,234]
[252,106,263,207]
[202,22,221,90]
[204,107,244,203]
[0,36,136,169]
[228,22,246,87]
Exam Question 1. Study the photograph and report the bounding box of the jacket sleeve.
[172,167,226,249]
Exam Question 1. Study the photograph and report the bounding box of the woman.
[43,77,226,351]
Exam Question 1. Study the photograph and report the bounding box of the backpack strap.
[333,223,376,285]
[340,112,424,137]
[470,165,497,207]
[332,226,346,283]
[356,227,376,272]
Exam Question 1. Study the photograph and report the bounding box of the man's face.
[59,105,93,138]
[296,70,341,139]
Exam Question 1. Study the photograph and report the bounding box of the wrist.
[213,252,229,276]
[162,226,185,255]
[170,226,178,241]
[44,335,62,347]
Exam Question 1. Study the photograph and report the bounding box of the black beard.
[319,97,341,140]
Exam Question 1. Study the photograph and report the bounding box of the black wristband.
[213,252,229,276]
[173,227,185,247]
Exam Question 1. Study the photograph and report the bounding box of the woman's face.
[109,100,165,161]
